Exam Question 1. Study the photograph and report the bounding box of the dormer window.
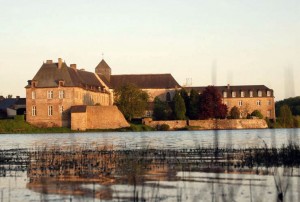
[249,91,253,97]
[232,91,236,98]
[258,90,262,97]
[223,91,227,98]
[267,91,271,97]
[58,80,65,87]
[241,91,245,98]
[31,81,37,88]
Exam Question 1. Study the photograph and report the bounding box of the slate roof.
[70,105,87,113]
[26,62,105,89]
[185,85,274,98]
[109,74,181,89]
[95,59,111,71]
[0,99,18,110]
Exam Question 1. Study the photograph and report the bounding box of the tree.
[180,88,190,117]
[198,86,228,119]
[153,97,171,120]
[278,105,293,128]
[230,106,240,119]
[189,89,200,120]
[251,110,263,119]
[172,91,186,120]
[115,83,149,121]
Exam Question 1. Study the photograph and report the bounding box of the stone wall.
[143,118,187,130]
[143,118,268,130]
[71,106,129,131]
[189,119,268,130]
[71,112,87,131]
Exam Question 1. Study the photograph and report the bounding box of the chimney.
[70,64,77,71]
[46,60,53,64]
[227,84,230,89]
[58,58,63,69]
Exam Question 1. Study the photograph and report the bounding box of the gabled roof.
[110,74,181,89]
[27,62,105,89]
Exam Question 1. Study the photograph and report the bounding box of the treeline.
[274,96,300,128]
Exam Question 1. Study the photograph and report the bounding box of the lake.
[0,129,300,201]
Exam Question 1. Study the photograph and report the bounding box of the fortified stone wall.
[143,118,268,130]
[71,106,129,131]
[143,118,187,129]
[71,112,87,131]
[189,119,268,130]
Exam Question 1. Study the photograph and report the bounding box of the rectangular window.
[48,106,53,116]
[223,91,227,98]
[59,90,64,99]
[267,91,271,97]
[250,91,253,97]
[59,105,64,114]
[238,100,243,106]
[232,91,236,98]
[241,91,245,98]
[267,110,271,117]
[258,90,262,97]
[47,91,53,99]
[32,91,36,99]
[32,106,36,116]
[257,100,261,106]
[268,100,271,105]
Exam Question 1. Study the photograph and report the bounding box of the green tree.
[251,110,263,119]
[115,83,149,121]
[180,88,190,117]
[153,97,171,120]
[230,106,240,119]
[172,91,186,120]
[278,105,294,128]
[189,89,200,119]
[198,86,228,119]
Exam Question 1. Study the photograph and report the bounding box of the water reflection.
[1,142,300,201]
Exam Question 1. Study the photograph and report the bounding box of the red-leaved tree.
[198,86,228,119]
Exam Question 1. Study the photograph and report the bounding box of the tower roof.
[95,59,111,70]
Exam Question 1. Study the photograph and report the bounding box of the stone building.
[25,58,113,127]
[185,85,276,120]
[95,59,181,117]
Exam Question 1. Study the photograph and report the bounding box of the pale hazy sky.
[0,0,299,100]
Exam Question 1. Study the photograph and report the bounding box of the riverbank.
[0,116,156,134]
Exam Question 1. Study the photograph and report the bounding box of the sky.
[0,0,299,100]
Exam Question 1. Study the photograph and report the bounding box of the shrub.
[251,110,263,119]
[159,124,170,131]
[230,106,240,119]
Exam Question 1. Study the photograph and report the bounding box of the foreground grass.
[0,116,72,134]
[0,116,156,134]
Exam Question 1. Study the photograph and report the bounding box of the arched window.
[166,92,171,102]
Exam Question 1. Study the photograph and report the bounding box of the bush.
[251,110,263,119]
[230,106,240,119]
[159,124,170,131]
